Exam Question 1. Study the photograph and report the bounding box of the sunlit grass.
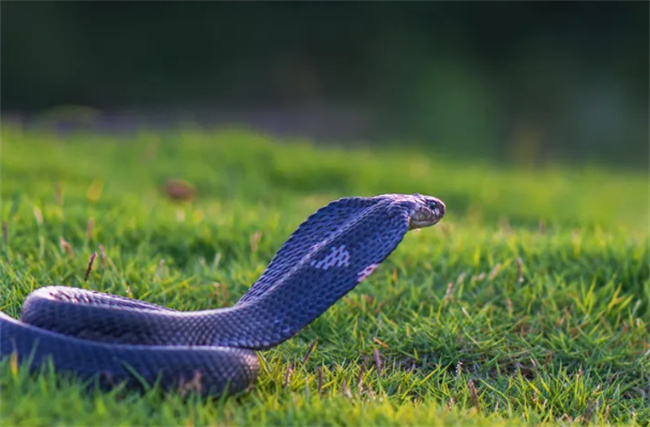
[1,126,648,426]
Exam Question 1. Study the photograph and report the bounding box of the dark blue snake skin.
[0,194,445,396]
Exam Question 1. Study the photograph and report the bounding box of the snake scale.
[0,194,445,396]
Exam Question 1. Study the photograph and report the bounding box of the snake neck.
[208,199,412,350]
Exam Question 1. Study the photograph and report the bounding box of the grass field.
[0,125,648,426]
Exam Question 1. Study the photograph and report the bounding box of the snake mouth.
[409,216,443,230]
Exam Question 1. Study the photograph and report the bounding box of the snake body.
[0,194,445,395]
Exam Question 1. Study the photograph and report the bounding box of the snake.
[0,194,445,396]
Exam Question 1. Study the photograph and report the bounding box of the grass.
[0,125,648,426]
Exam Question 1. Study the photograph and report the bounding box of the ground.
[1,126,648,426]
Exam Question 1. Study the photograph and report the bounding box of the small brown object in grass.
[85,252,97,282]
[60,237,74,257]
[302,337,319,364]
[164,179,196,201]
[468,379,481,412]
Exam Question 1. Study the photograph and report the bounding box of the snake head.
[408,193,445,229]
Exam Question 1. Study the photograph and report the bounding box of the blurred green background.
[2,2,648,167]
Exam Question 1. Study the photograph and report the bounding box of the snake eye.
[428,200,445,215]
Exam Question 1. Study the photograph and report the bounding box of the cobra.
[0,194,445,395]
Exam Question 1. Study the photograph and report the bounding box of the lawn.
[0,125,648,426]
